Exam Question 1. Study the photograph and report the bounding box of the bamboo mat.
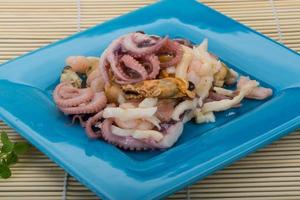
[0,0,300,199]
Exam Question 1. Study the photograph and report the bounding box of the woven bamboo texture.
[0,0,299,199]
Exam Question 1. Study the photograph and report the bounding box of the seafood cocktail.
[53,32,272,150]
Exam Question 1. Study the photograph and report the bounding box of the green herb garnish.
[0,132,30,179]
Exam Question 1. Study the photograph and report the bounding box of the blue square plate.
[0,0,300,199]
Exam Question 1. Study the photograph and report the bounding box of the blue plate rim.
[0,0,300,199]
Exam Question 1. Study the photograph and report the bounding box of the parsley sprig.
[0,132,30,179]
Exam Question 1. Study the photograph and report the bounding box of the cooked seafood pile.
[53,32,273,150]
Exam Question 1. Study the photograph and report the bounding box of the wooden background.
[0,0,300,199]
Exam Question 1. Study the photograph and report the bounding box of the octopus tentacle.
[56,83,78,96]
[85,111,103,138]
[158,39,183,68]
[121,55,148,79]
[105,40,146,83]
[122,33,167,57]
[101,119,153,150]
[71,115,86,127]
[113,55,149,84]
[59,92,107,114]
[99,37,123,83]
[99,33,165,84]
[59,87,79,99]
[53,82,94,107]
[90,77,105,93]
[99,55,110,84]
[116,64,132,80]
[132,32,154,43]
[144,55,160,79]
[107,51,124,80]
[115,55,160,84]
[86,68,101,86]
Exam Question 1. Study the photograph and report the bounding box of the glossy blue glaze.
[0,0,300,199]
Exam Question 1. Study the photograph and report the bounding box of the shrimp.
[66,56,90,73]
